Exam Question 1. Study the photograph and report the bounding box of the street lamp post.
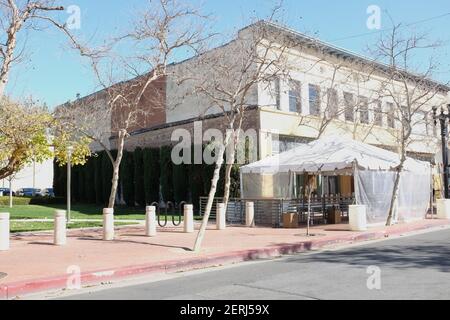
[67,146,74,224]
[432,105,450,199]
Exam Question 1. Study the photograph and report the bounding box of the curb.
[1,220,448,299]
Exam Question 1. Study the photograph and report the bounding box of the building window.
[273,135,310,154]
[401,105,409,128]
[269,78,280,109]
[412,111,428,135]
[359,96,369,124]
[327,88,338,118]
[308,84,320,116]
[387,102,395,129]
[374,100,383,126]
[288,80,302,113]
[343,92,354,122]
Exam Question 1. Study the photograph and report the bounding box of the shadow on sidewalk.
[76,236,192,251]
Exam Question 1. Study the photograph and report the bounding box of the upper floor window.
[359,96,369,124]
[386,102,395,129]
[308,84,321,116]
[269,78,280,110]
[374,100,383,127]
[327,88,339,118]
[401,105,409,128]
[343,92,354,122]
[412,111,428,135]
[288,80,302,113]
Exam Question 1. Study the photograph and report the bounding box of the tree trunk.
[386,129,409,226]
[222,129,238,209]
[223,114,244,210]
[0,17,21,97]
[386,165,402,226]
[107,129,126,209]
[222,161,234,209]
[193,131,232,252]
[307,187,312,236]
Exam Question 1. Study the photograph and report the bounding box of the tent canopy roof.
[240,136,430,174]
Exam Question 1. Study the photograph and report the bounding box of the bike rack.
[154,201,186,227]
[174,201,187,227]
[152,202,167,228]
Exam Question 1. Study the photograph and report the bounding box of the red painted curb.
[0,285,7,300]
[1,220,448,299]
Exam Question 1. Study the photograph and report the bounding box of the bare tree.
[0,0,83,96]
[59,0,211,209]
[369,24,448,226]
[188,15,297,251]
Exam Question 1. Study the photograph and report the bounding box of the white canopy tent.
[240,136,432,224]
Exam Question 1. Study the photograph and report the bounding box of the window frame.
[327,88,339,119]
[308,84,321,116]
[358,96,369,125]
[288,80,302,113]
[386,102,395,129]
[343,92,355,122]
[374,100,383,127]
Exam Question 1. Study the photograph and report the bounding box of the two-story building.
[70,21,450,198]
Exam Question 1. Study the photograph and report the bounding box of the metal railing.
[199,194,355,228]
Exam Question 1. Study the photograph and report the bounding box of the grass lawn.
[0,204,201,221]
[10,221,139,233]
[0,204,147,220]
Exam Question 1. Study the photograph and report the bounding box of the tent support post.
[352,161,358,205]
[240,171,244,199]
[320,173,325,223]
[430,166,434,219]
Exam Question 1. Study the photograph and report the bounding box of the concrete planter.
[349,205,367,231]
[436,199,450,220]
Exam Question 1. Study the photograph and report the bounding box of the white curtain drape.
[355,169,431,224]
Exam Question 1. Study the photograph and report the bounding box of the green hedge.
[143,148,160,204]
[102,150,114,204]
[120,151,135,206]
[53,160,67,198]
[134,147,145,206]
[86,158,96,203]
[53,144,242,209]
[0,196,66,206]
[173,163,188,204]
[160,145,174,202]
[94,152,104,204]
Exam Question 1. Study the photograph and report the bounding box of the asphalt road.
[61,228,450,300]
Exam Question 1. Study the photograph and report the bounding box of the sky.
[6,0,450,108]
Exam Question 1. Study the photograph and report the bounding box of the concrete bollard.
[349,205,367,231]
[184,204,194,233]
[436,199,450,219]
[54,210,67,246]
[103,208,114,241]
[145,206,157,237]
[216,203,226,230]
[0,212,10,251]
[245,202,255,227]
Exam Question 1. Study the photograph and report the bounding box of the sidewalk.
[1,219,449,299]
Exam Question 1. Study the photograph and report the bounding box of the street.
[60,228,450,300]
